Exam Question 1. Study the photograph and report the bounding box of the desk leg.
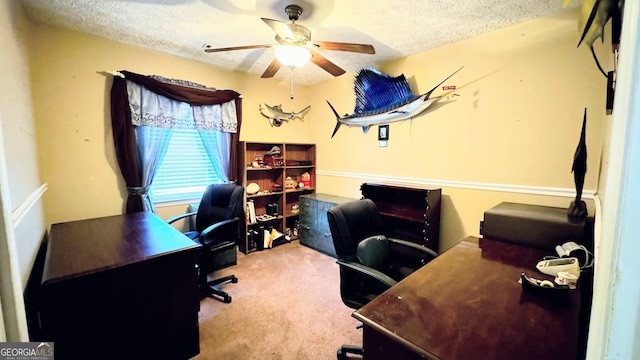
[363,326,425,360]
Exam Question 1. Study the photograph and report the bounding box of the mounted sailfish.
[327,66,463,138]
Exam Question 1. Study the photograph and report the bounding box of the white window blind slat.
[150,128,222,203]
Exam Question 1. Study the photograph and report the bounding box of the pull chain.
[290,67,295,110]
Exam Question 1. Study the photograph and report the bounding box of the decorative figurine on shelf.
[300,172,311,188]
[284,176,297,190]
[250,155,264,168]
[247,182,260,195]
[568,108,588,218]
[263,146,284,167]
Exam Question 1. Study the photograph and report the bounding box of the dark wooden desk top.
[353,236,582,360]
[43,211,200,285]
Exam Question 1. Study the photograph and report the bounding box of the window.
[150,128,222,203]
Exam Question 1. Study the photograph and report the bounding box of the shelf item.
[360,183,441,253]
[238,142,316,253]
[299,193,357,258]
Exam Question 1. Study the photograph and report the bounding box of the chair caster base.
[337,344,363,359]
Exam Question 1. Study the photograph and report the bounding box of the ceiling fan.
[204,4,375,78]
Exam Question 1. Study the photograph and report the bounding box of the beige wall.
[1,2,42,206]
[28,22,312,226]
[29,7,608,252]
[306,8,607,250]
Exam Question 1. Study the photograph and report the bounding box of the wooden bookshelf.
[360,183,441,253]
[237,142,316,254]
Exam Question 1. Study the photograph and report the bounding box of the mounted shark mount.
[326,66,463,138]
[260,103,311,127]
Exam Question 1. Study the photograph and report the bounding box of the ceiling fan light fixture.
[275,45,311,68]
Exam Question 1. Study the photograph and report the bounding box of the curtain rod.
[98,70,244,98]
[99,70,125,78]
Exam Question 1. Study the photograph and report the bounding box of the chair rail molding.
[12,183,48,227]
[317,170,595,199]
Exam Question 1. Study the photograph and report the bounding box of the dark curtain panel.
[229,99,242,183]
[110,70,242,213]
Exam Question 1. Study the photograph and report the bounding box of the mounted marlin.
[327,66,463,138]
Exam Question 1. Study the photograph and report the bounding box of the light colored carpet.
[193,241,362,360]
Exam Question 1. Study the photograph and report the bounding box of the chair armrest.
[388,238,438,258]
[336,260,397,288]
[166,212,197,225]
[200,217,241,239]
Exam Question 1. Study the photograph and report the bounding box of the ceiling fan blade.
[309,50,345,77]
[205,44,271,53]
[312,41,375,54]
[261,18,296,42]
[261,58,282,78]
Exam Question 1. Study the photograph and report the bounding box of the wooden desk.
[353,237,583,360]
[40,212,201,360]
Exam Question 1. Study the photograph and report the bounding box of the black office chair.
[327,198,438,360]
[168,183,244,303]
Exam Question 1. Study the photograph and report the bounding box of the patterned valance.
[126,80,237,133]
[150,75,217,91]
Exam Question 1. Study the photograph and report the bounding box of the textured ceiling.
[19,0,580,86]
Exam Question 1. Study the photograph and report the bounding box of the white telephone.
[536,257,580,276]
[555,241,583,258]
[555,241,593,269]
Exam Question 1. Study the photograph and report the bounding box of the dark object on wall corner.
[606,71,615,114]
[568,109,588,218]
[572,0,623,114]
[575,0,623,77]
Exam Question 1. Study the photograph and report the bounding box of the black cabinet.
[299,193,356,258]
[361,183,441,253]
[39,213,200,360]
